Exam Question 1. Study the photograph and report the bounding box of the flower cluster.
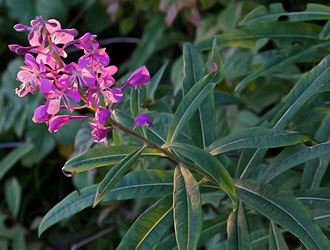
[9,17,152,145]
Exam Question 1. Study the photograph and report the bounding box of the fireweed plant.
[7,5,330,249]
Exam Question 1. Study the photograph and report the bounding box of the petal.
[134,114,153,128]
[47,97,61,115]
[102,88,123,104]
[96,107,110,125]
[90,125,111,142]
[48,115,71,133]
[126,66,150,87]
[45,19,61,34]
[32,102,50,123]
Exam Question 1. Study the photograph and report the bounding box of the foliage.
[1,0,330,249]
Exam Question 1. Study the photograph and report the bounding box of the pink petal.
[102,88,123,104]
[47,97,61,115]
[48,115,71,133]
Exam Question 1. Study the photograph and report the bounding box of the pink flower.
[134,114,153,128]
[95,107,110,125]
[90,123,111,143]
[10,17,153,144]
[74,32,99,53]
[15,54,42,97]
[123,66,150,89]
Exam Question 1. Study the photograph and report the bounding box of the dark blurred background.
[0,0,329,249]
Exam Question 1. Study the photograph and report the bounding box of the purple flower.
[123,66,150,88]
[90,123,111,143]
[48,115,72,132]
[33,101,51,123]
[134,114,153,128]
[10,17,153,144]
[96,107,110,125]
[74,32,99,53]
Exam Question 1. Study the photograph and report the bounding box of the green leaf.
[155,215,227,250]
[94,147,144,206]
[167,74,216,143]
[125,15,166,71]
[208,127,312,155]
[302,113,330,189]
[294,188,330,210]
[236,148,268,179]
[320,20,330,40]
[4,0,33,23]
[36,0,67,21]
[117,196,173,250]
[239,55,330,179]
[226,202,252,250]
[63,146,162,173]
[5,178,21,217]
[182,42,207,148]
[167,143,236,206]
[235,179,330,250]
[239,3,330,26]
[214,90,240,108]
[38,170,174,236]
[0,144,34,180]
[209,229,270,250]
[182,43,204,95]
[173,165,202,250]
[197,22,322,50]
[273,55,330,130]
[269,221,289,250]
[146,62,168,101]
[263,142,330,184]
[235,41,330,94]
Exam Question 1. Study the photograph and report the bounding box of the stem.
[108,117,189,166]
[79,95,214,182]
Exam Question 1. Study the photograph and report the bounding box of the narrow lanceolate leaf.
[146,61,168,101]
[38,170,174,236]
[226,202,252,250]
[263,142,330,184]
[236,148,267,179]
[320,20,330,40]
[235,180,330,250]
[273,55,330,130]
[0,144,34,179]
[209,229,270,250]
[269,221,289,250]
[182,42,207,148]
[155,215,227,250]
[208,127,312,155]
[302,113,330,189]
[167,73,216,143]
[93,147,144,207]
[239,55,330,179]
[173,165,202,250]
[235,41,330,93]
[117,196,173,250]
[5,178,21,217]
[168,143,236,206]
[197,22,321,51]
[239,3,330,26]
[63,146,162,173]
[294,188,330,210]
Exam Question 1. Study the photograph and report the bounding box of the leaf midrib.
[236,184,321,249]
